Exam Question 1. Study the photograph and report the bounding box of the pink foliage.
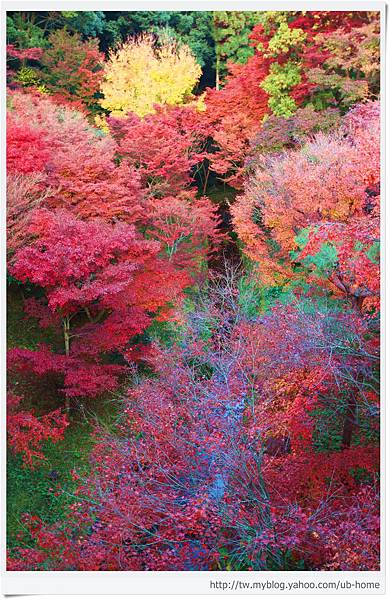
[7,392,68,467]
[232,101,380,311]
[10,208,158,312]
[109,105,208,196]
[7,44,43,61]
[7,118,51,174]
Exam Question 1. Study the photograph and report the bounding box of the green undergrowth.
[7,283,62,352]
[7,396,122,550]
[7,419,92,547]
[7,283,121,550]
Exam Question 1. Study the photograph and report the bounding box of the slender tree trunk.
[63,315,71,414]
[341,395,357,448]
[63,315,70,356]
[202,164,210,195]
[212,12,221,90]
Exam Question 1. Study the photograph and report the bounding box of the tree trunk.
[202,164,210,194]
[341,395,357,448]
[63,316,71,414]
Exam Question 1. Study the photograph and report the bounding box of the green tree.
[59,11,105,37]
[212,11,262,89]
[7,13,48,48]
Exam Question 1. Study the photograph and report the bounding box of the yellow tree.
[100,34,202,118]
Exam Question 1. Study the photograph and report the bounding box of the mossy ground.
[7,284,120,549]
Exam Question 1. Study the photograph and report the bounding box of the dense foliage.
[100,34,202,117]
[6,10,380,572]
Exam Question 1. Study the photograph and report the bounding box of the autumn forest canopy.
[6,10,380,571]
